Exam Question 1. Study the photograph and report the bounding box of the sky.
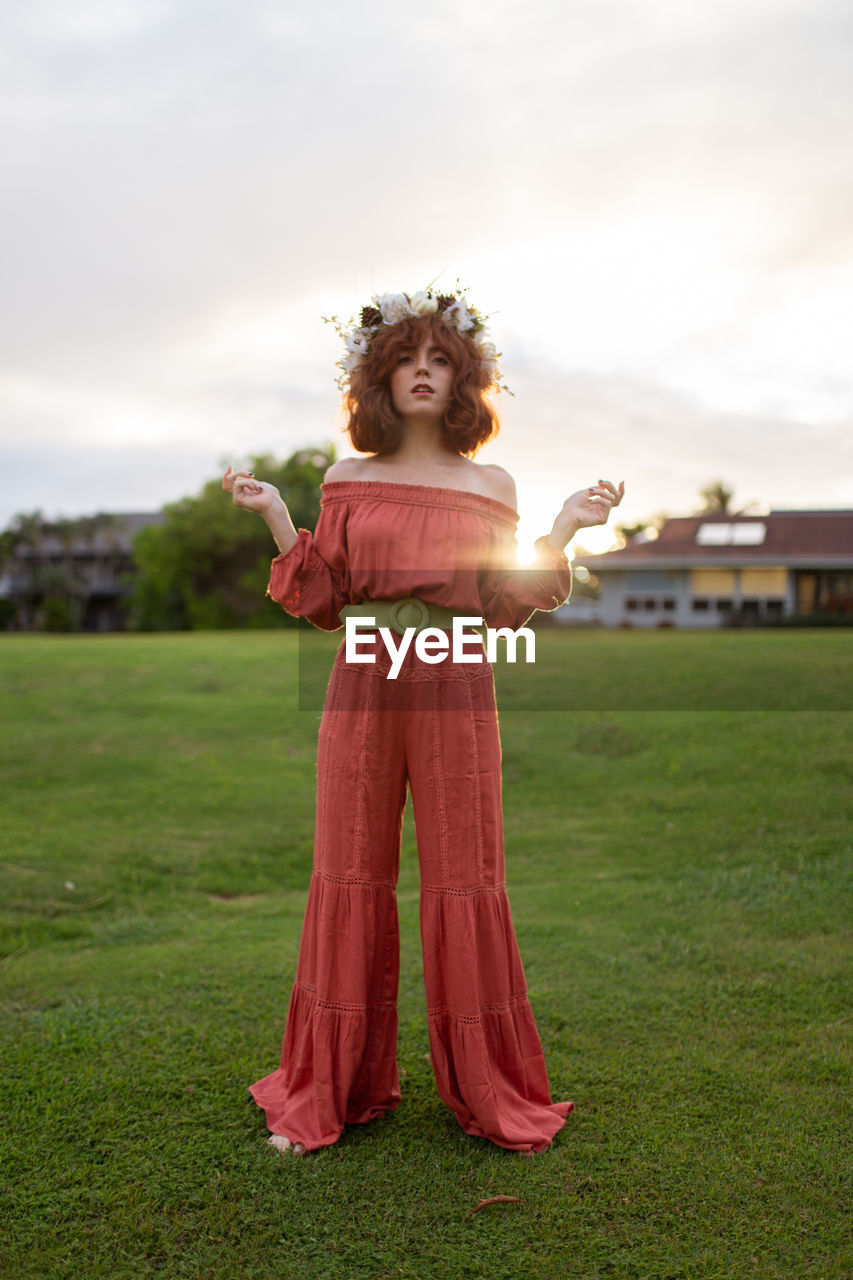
[2,0,851,557]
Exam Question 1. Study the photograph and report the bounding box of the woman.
[225,288,623,1156]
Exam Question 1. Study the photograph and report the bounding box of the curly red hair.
[343,316,500,456]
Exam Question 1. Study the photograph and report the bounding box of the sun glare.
[515,509,620,565]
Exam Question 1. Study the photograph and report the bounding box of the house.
[0,512,164,631]
[568,510,853,628]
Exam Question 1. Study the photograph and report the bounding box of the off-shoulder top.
[267,481,572,632]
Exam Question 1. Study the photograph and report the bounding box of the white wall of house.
[596,567,796,628]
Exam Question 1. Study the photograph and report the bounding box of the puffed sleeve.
[266,500,350,631]
[479,525,572,631]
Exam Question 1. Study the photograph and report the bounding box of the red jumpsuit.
[250,480,574,1152]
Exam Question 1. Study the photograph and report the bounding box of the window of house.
[740,567,787,597]
[691,599,710,611]
[690,568,736,597]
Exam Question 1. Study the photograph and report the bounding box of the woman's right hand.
[223,466,283,515]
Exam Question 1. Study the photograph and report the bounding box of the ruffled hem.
[419,883,572,1151]
[249,979,401,1152]
[427,1002,573,1151]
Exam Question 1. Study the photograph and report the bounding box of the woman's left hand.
[550,479,625,548]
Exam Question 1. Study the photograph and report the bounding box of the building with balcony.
[0,512,163,631]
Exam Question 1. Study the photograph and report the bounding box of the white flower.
[408,290,439,316]
[443,299,476,333]
[476,340,499,376]
[373,293,412,325]
[331,289,506,392]
[345,328,372,356]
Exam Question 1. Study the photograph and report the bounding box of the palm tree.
[0,525,23,627]
[698,482,735,515]
[44,516,94,629]
[5,511,47,628]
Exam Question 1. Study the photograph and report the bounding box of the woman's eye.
[434,355,449,366]
[398,355,413,364]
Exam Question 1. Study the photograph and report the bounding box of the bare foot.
[268,1134,306,1157]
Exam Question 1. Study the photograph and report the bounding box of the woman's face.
[389,339,454,423]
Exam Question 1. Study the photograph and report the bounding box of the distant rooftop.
[580,510,853,569]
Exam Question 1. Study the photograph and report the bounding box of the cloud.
[1,0,851,528]
[494,368,853,551]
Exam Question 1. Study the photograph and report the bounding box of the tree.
[1,511,48,629]
[698,481,735,515]
[613,512,667,550]
[614,520,650,548]
[129,447,336,630]
[42,516,91,630]
[0,525,23,627]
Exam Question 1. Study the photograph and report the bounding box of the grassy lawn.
[1,631,851,1280]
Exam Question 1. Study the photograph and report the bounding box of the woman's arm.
[224,466,350,631]
[545,479,625,551]
[480,465,624,549]
[476,472,624,629]
[223,467,299,556]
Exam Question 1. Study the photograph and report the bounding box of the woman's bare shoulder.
[323,456,373,483]
[474,463,518,509]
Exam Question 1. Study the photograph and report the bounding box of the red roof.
[579,510,853,569]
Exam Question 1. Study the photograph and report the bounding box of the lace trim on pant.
[295,978,396,1014]
[421,882,506,896]
[314,868,398,891]
[427,993,531,1025]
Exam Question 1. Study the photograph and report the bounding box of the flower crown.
[323,288,505,393]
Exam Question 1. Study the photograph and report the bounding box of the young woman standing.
[225,289,623,1155]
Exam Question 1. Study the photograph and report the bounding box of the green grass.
[1,631,851,1279]
[296,625,853,711]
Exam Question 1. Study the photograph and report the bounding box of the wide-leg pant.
[250,642,573,1152]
